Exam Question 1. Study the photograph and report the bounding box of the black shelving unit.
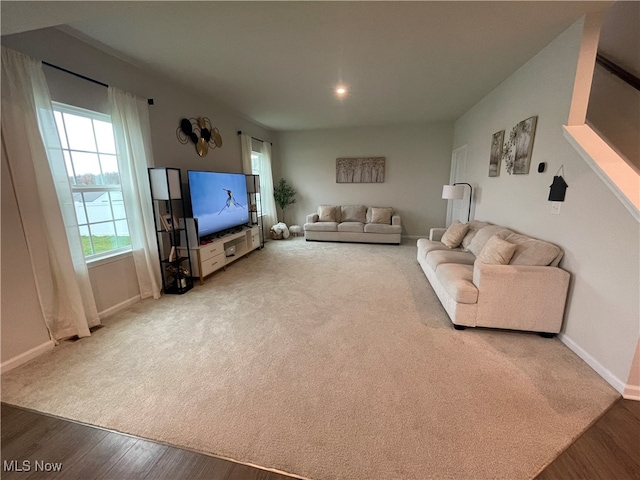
[246,174,264,248]
[148,167,193,295]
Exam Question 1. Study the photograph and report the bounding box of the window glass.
[100,154,120,184]
[53,103,131,259]
[54,111,68,149]
[78,225,92,256]
[110,191,126,219]
[63,151,75,185]
[251,152,261,175]
[251,152,263,212]
[73,193,88,224]
[114,219,131,248]
[90,222,118,254]
[94,120,117,154]
[63,113,97,152]
[71,151,101,185]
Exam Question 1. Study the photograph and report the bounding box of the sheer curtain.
[259,141,278,231]
[239,133,278,232]
[1,47,99,340]
[108,87,162,299]
[240,133,253,174]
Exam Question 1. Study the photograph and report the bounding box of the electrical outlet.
[551,202,561,215]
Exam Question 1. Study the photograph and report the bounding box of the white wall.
[1,28,274,363]
[275,123,453,237]
[452,18,639,393]
[1,153,51,363]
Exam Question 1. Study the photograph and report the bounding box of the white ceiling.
[1,1,611,131]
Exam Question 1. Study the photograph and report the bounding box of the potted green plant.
[273,178,297,224]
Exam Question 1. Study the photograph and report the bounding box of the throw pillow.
[460,220,491,251]
[369,207,393,224]
[341,205,367,223]
[477,235,517,265]
[318,205,339,223]
[467,225,513,257]
[441,221,469,248]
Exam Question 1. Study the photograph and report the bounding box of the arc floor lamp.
[442,182,473,222]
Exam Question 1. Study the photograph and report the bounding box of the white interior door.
[446,145,468,226]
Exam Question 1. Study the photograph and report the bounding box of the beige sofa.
[304,205,401,244]
[417,220,570,336]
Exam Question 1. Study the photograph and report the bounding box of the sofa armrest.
[306,213,319,223]
[472,261,570,333]
[392,215,401,226]
[430,228,447,242]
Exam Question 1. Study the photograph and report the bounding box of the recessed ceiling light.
[335,86,347,97]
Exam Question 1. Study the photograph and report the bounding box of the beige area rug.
[2,238,618,479]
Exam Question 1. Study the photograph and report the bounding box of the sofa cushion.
[364,223,401,234]
[416,238,453,261]
[340,205,367,223]
[426,250,476,271]
[318,205,341,223]
[441,220,470,248]
[304,221,338,232]
[338,222,365,233]
[366,207,393,224]
[477,236,517,265]
[461,220,491,251]
[504,232,562,266]
[436,264,478,304]
[467,225,513,257]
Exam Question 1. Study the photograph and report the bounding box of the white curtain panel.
[1,47,99,340]
[108,87,162,299]
[260,141,279,231]
[240,133,253,174]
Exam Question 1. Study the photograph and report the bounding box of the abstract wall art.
[336,157,385,183]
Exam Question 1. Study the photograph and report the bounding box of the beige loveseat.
[417,220,570,336]
[304,205,401,244]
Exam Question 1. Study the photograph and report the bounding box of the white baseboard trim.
[98,295,141,320]
[559,333,626,395]
[623,384,640,401]
[1,340,55,374]
[1,296,140,375]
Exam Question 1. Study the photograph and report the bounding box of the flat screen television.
[187,170,249,238]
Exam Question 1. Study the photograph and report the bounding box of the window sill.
[87,249,133,269]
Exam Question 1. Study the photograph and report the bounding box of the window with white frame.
[53,103,131,259]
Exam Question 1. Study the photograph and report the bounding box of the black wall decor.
[177,117,222,157]
[549,165,568,201]
[549,175,568,201]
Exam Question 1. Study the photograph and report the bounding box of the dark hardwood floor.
[0,404,294,480]
[2,399,639,479]
[535,398,640,480]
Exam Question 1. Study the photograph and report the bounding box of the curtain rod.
[42,61,155,105]
[237,130,272,145]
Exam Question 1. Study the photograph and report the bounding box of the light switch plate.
[551,202,561,215]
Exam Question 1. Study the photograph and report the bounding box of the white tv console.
[179,225,260,285]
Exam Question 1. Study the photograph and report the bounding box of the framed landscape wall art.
[336,157,385,183]
[489,130,504,177]
[511,116,538,175]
